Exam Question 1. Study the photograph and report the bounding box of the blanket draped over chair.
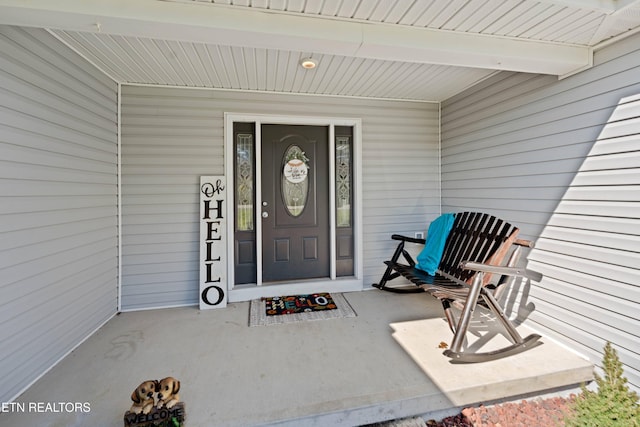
[415,213,455,275]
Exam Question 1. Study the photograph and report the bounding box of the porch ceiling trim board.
[0,0,591,76]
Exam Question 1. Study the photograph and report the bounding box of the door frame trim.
[224,113,363,302]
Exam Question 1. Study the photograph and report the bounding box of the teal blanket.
[415,213,456,275]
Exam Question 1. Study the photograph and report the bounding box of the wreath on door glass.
[285,149,309,165]
[283,148,309,184]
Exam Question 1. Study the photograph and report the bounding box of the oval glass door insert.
[282,145,309,217]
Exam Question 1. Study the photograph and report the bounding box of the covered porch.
[1,0,639,423]
[0,290,592,426]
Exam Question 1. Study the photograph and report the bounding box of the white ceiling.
[2,0,640,102]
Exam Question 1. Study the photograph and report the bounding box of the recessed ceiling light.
[300,58,317,69]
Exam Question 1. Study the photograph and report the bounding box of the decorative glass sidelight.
[236,133,254,231]
[336,136,351,227]
[282,145,309,217]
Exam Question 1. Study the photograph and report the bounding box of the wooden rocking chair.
[373,212,544,362]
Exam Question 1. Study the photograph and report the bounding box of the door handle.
[262,211,269,218]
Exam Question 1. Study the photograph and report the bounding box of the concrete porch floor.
[0,290,593,427]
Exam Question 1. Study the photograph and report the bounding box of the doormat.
[249,293,356,326]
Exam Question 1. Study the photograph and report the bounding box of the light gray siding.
[441,33,640,391]
[120,86,440,310]
[0,26,118,402]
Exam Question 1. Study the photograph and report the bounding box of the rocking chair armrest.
[391,234,426,245]
[460,261,543,282]
[514,239,535,248]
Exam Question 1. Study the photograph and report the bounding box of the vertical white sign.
[199,176,227,309]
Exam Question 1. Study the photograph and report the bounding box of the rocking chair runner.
[373,212,544,363]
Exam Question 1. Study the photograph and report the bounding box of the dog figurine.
[156,377,180,409]
[130,380,159,414]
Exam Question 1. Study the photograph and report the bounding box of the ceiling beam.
[0,0,591,76]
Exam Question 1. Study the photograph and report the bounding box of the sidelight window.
[336,136,352,227]
[236,133,254,231]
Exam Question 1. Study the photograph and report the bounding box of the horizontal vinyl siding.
[121,86,439,310]
[0,26,118,402]
[441,32,640,392]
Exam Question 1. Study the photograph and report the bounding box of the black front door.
[261,124,329,282]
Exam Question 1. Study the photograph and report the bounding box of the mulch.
[427,395,576,427]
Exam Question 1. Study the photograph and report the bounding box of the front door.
[261,124,329,282]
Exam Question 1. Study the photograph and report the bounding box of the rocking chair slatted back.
[439,212,518,284]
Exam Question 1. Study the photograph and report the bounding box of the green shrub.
[565,342,640,427]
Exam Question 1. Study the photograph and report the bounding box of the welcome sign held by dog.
[199,176,227,309]
[124,403,185,427]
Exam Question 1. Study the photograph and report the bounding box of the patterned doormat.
[249,293,356,326]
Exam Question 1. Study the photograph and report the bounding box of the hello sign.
[199,176,227,309]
